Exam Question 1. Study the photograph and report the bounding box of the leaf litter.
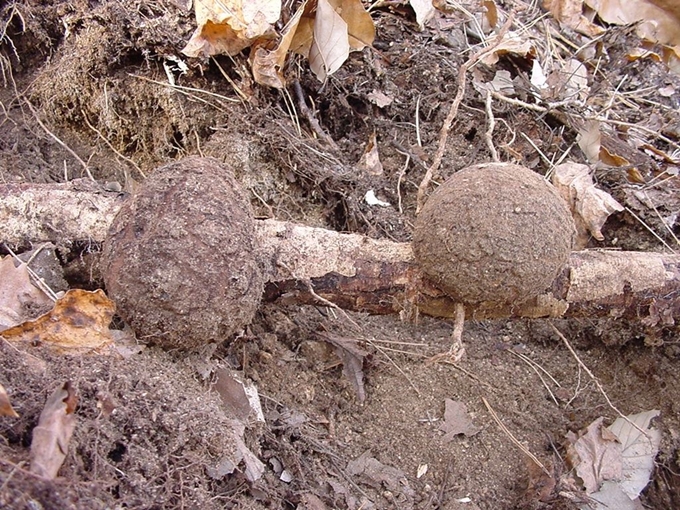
[1,0,680,508]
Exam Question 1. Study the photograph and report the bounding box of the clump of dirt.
[0,341,258,509]
[101,157,264,349]
[413,163,575,305]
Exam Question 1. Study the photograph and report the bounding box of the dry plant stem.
[484,91,499,162]
[81,111,146,179]
[416,14,515,212]
[1,183,680,323]
[292,80,340,151]
[548,322,649,438]
[425,302,466,364]
[482,396,551,476]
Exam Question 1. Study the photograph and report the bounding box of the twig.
[548,322,650,437]
[482,396,551,476]
[416,14,515,212]
[367,338,422,396]
[507,350,560,406]
[624,207,676,254]
[3,243,58,301]
[291,80,339,151]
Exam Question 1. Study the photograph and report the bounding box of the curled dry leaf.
[29,381,77,480]
[367,89,394,107]
[308,0,350,81]
[1,289,115,354]
[552,162,624,247]
[542,0,606,37]
[479,31,535,66]
[0,382,19,417]
[251,1,307,88]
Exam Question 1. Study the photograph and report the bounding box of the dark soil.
[1,1,680,509]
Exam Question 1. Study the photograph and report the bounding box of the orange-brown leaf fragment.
[182,0,281,57]
[0,382,19,418]
[29,382,77,479]
[1,289,115,354]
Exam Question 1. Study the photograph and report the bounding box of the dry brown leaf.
[523,457,557,504]
[0,255,53,331]
[599,145,632,167]
[330,0,375,50]
[288,0,374,82]
[410,0,436,29]
[251,1,307,87]
[367,89,394,107]
[439,399,480,441]
[479,31,535,65]
[309,0,350,81]
[1,289,115,354]
[552,162,625,247]
[182,0,280,57]
[565,416,622,494]
[347,451,412,495]
[577,121,602,163]
[543,0,605,37]
[358,133,383,176]
[586,0,680,46]
[29,381,77,479]
[318,332,367,403]
[0,382,19,418]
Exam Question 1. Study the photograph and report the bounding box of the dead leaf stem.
[548,322,650,438]
[482,396,551,476]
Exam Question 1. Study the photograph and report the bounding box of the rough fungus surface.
[101,156,264,349]
[413,163,575,306]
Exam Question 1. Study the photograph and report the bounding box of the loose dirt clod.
[101,156,264,349]
[413,163,576,306]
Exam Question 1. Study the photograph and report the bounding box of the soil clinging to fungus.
[101,156,264,349]
[413,163,576,307]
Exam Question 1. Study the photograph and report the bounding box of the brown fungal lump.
[413,163,575,306]
[101,156,264,349]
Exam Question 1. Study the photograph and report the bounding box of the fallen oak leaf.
[439,399,480,441]
[1,289,115,354]
[565,416,622,494]
[29,381,77,479]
